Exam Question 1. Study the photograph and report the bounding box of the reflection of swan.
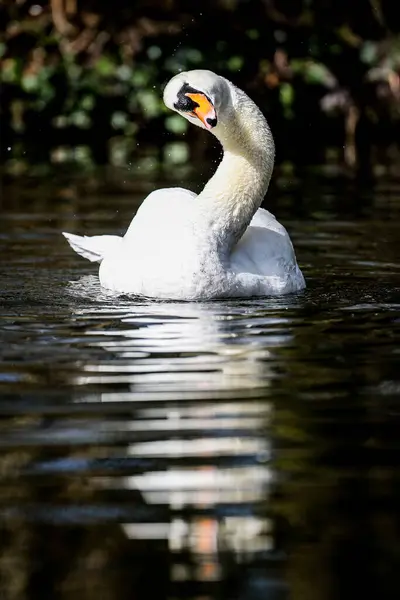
[63,70,305,300]
[69,276,292,395]
[67,280,293,556]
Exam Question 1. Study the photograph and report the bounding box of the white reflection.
[70,292,290,393]
[67,278,294,565]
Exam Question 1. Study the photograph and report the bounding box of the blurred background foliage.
[0,0,399,174]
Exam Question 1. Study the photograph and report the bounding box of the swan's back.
[229,208,304,294]
[124,187,197,241]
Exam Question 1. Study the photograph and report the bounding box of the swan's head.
[163,70,233,132]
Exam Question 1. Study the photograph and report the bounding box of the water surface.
[1,173,400,600]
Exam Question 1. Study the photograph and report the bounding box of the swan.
[63,69,305,300]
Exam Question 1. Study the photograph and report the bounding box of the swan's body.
[63,70,305,300]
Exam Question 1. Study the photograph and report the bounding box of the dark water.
[1,172,400,600]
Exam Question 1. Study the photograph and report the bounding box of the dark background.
[1,0,399,174]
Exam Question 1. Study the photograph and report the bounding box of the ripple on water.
[1,181,400,599]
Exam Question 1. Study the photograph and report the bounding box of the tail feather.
[62,232,122,263]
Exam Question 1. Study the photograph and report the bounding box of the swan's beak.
[185,93,217,129]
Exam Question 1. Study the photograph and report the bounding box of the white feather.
[62,232,122,263]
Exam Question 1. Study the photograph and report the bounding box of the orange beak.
[185,93,217,129]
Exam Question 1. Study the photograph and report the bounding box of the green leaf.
[116,65,133,82]
[165,114,188,134]
[137,90,162,118]
[227,56,244,71]
[111,111,128,129]
[21,74,39,92]
[131,69,150,87]
[1,59,19,83]
[186,48,202,64]
[304,61,336,87]
[164,142,189,165]
[147,46,162,60]
[360,41,378,65]
[71,111,91,128]
[95,56,115,77]
[80,94,95,111]
[246,29,259,40]
[280,83,294,107]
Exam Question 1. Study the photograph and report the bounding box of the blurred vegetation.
[0,0,399,173]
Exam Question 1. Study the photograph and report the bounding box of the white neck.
[197,85,275,254]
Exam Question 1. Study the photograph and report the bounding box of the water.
[1,172,400,600]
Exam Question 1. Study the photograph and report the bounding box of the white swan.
[63,69,305,300]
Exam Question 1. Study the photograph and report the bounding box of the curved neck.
[197,85,275,253]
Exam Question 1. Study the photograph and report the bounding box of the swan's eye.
[174,92,198,113]
[174,83,200,112]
